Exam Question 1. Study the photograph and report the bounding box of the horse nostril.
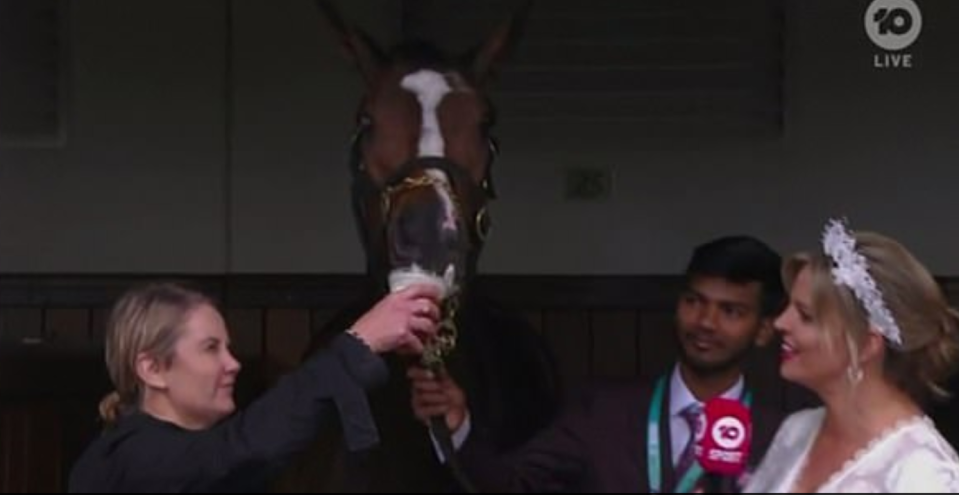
[391,212,421,255]
[442,227,461,249]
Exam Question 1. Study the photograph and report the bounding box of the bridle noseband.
[379,172,489,245]
[348,123,498,258]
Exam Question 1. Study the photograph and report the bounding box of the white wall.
[1,0,958,275]
[0,1,228,272]
[481,0,959,274]
[228,0,398,273]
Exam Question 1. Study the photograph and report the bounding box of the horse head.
[316,1,529,296]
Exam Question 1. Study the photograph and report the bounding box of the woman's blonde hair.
[99,282,213,425]
[784,231,959,405]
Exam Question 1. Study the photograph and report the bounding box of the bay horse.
[272,1,562,492]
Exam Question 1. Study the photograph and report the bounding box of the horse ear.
[468,0,531,84]
[314,0,386,84]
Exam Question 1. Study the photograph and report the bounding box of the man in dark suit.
[410,235,802,493]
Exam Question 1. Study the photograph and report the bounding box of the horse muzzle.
[380,158,485,282]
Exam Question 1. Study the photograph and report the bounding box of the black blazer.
[457,376,787,493]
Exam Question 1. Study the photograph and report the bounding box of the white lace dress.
[743,407,959,493]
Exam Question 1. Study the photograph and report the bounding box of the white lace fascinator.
[822,218,903,348]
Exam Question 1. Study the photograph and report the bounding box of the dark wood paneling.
[521,310,544,336]
[1,406,27,492]
[543,310,591,387]
[27,405,63,492]
[744,335,786,411]
[90,307,110,344]
[225,308,264,359]
[264,309,311,370]
[44,308,92,353]
[310,309,339,339]
[636,311,678,380]
[0,403,64,492]
[223,275,363,308]
[0,353,109,399]
[2,274,958,492]
[476,275,684,309]
[0,308,43,346]
[590,311,638,379]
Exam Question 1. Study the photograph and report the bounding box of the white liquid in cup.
[388,264,456,299]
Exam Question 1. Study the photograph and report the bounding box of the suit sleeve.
[454,388,593,492]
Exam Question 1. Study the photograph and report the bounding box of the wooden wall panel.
[44,308,91,352]
[2,274,959,492]
[636,311,678,381]
[264,309,311,370]
[0,308,43,346]
[27,405,63,492]
[543,310,591,387]
[225,308,264,359]
[0,404,62,492]
[590,311,638,379]
[0,407,25,492]
[90,308,110,345]
[521,310,544,337]
[744,338,786,411]
[309,309,338,342]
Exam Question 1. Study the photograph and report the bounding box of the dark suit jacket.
[457,377,786,493]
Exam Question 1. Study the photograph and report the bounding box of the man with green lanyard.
[409,235,805,493]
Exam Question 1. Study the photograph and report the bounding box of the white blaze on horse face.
[401,69,458,234]
[424,169,458,232]
[401,69,451,158]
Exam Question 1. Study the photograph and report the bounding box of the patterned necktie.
[674,403,704,484]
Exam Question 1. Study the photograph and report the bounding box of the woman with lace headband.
[744,219,959,493]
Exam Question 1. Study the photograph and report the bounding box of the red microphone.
[695,397,751,479]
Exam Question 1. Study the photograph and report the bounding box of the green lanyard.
[647,375,752,494]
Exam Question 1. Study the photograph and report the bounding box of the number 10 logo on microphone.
[712,417,746,450]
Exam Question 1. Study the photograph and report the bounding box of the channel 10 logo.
[865,0,922,51]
